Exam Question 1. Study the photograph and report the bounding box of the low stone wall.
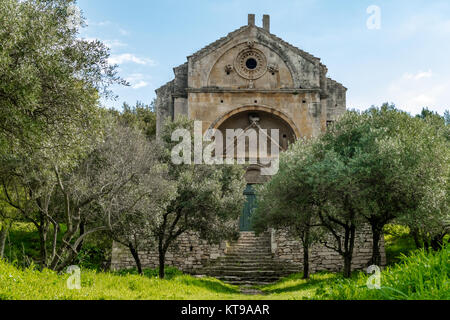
[111,226,387,273]
[111,232,228,272]
[271,225,387,273]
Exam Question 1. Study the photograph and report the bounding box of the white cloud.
[81,37,127,49]
[125,74,151,90]
[103,39,127,49]
[86,20,112,27]
[108,54,156,66]
[132,81,149,89]
[119,28,129,36]
[387,70,450,115]
[402,70,433,81]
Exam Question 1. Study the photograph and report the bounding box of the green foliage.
[316,244,450,300]
[2,223,41,267]
[152,117,246,277]
[384,224,411,239]
[253,103,449,272]
[382,224,417,265]
[0,0,123,165]
[2,222,112,270]
[110,101,157,139]
[0,0,124,271]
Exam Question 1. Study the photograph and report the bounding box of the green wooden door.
[240,185,257,231]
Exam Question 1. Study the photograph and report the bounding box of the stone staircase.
[194,231,301,286]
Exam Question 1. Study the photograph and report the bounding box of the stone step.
[221,257,274,261]
[209,260,295,266]
[231,242,271,246]
[231,243,271,248]
[222,254,274,260]
[207,270,295,275]
[218,260,275,265]
[203,268,300,275]
[196,232,298,286]
[208,264,300,271]
[227,249,272,254]
[231,247,270,250]
[212,259,292,265]
[226,280,275,286]
[216,275,286,283]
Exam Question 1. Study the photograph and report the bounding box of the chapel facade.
[111,15,386,280]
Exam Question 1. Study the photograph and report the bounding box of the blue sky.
[77,0,450,115]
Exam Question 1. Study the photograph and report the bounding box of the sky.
[76,0,450,116]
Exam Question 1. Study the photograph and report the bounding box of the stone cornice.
[186,87,322,94]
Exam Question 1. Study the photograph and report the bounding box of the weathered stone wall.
[155,80,174,136]
[325,78,347,122]
[111,227,387,273]
[188,90,326,137]
[272,225,387,272]
[111,232,228,272]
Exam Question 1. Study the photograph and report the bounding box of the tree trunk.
[0,224,9,259]
[369,224,382,266]
[430,234,445,251]
[302,227,311,280]
[302,243,310,280]
[424,239,430,251]
[38,225,48,267]
[411,229,422,249]
[343,254,352,278]
[129,245,143,275]
[76,221,85,253]
[342,225,356,279]
[158,248,166,279]
[55,250,78,272]
[50,222,59,262]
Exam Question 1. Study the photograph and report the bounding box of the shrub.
[317,244,449,300]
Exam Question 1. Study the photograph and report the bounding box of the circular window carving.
[234,48,267,80]
[246,58,258,70]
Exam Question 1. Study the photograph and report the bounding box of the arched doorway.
[213,107,298,231]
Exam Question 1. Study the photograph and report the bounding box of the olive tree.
[0,0,124,269]
[400,110,450,251]
[95,124,175,274]
[253,132,365,278]
[252,139,323,279]
[152,118,247,279]
[321,105,449,265]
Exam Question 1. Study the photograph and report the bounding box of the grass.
[383,224,417,265]
[0,260,250,300]
[1,223,447,300]
[315,244,449,300]
[3,223,42,267]
[1,244,448,300]
[258,273,340,300]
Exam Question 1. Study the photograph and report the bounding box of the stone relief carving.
[224,64,233,74]
[267,64,279,74]
[234,47,268,80]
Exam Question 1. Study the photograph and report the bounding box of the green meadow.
[1,243,448,300]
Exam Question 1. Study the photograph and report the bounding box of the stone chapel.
[111,15,386,283]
